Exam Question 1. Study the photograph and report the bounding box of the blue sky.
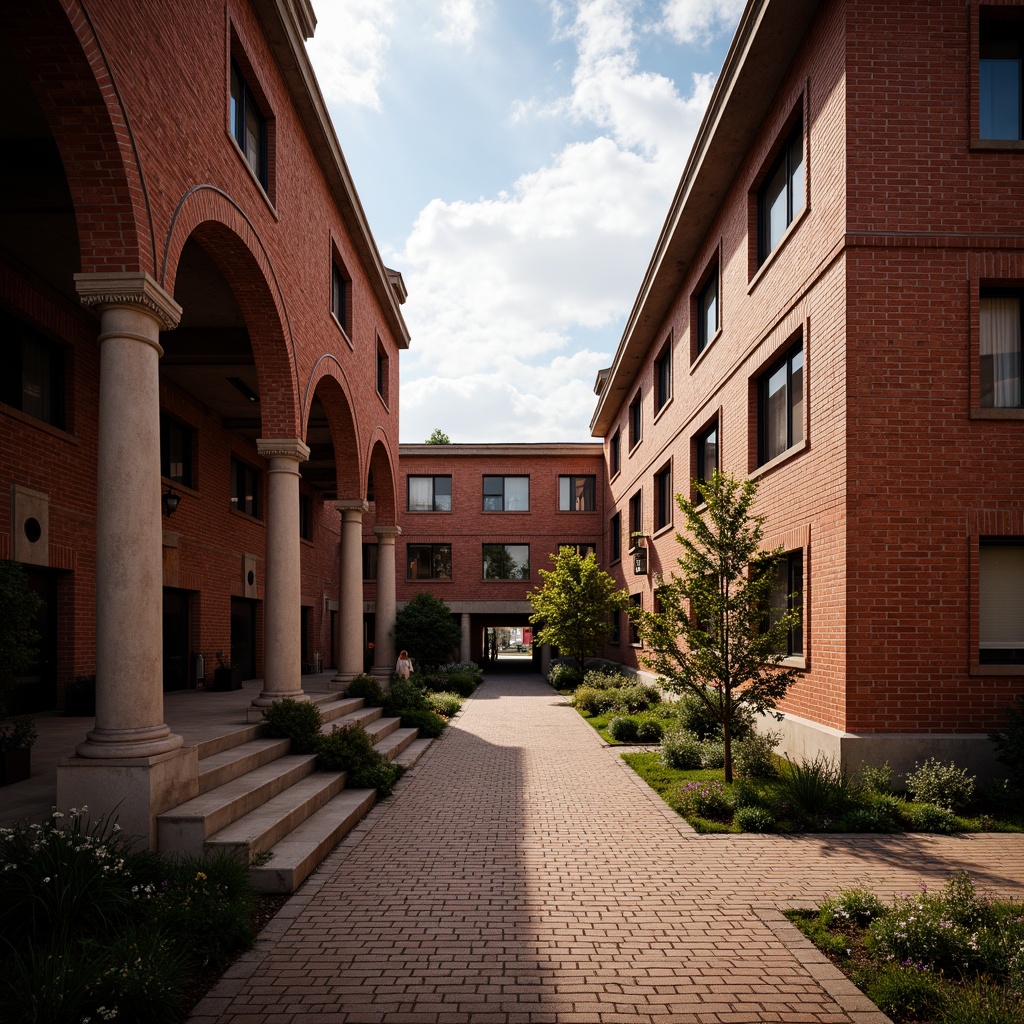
[306,0,743,443]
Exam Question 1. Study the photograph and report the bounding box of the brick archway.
[367,434,398,524]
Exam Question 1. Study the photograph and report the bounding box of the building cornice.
[399,442,605,459]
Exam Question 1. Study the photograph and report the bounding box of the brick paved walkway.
[191,674,1024,1024]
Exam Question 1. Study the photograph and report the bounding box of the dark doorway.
[230,597,258,680]
[162,588,191,691]
[301,604,309,672]
[8,566,58,714]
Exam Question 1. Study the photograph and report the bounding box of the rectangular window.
[655,344,672,412]
[160,414,194,487]
[407,543,452,581]
[610,608,621,644]
[230,457,260,518]
[697,270,719,355]
[981,16,1024,140]
[980,539,1024,663]
[230,60,268,188]
[0,311,66,429]
[407,475,452,512]
[482,543,529,580]
[758,121,804,265]
[981,291,1023,408]
[610,429,621,477]
[770,550,804,657]
[610,511,622,563]
[629,593,642,645]
[628,393,642,450]
[376,342,389,403]
[331,262,350,334]
[655,462,672,532]
[482,475,529,511]
[696,421,719,490]
[629,490,642,545]
[362,542,379,581]
[299,492,312,541]
[559,542,597,559]
[758,340,804,465]
[559,475,596,511]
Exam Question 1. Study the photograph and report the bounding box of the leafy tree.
[630,472,800,783]
[528,546,629,674]
[393,592,461,669]
[425,428,451,444]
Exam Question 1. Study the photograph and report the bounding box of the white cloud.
[306,2,394,110]
[660,0,745,46]
[434,0,483,46]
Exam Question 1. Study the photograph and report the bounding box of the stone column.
[371,525,401,680]
[58,272,197,848]
[540,643,552,679]
[460,613,471,664]
[251,438,310,711]
[333,500,368,683]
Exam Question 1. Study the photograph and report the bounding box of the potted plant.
[0,560,42,785]
[212,650,242,691]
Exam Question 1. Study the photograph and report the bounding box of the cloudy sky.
[306,0,743,443]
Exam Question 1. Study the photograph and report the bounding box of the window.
[0,311,65,429]
[769,550,804,658]
[629,490,642,546]
[758,340,804,465]
[629,593,642,645]
[299,492,312,541]
[362,542,378,581]
[758,121,804,265]
[610,608,621,644]
[482,475,529,511]
[979,539,1024,663]
[376,341,389,403]
[160,415,194,487]
[331,261,350,335]
[655,462,672,532]
[230,458,260,517]
[695,421,719,491]
[980,15,1024,140]
[697,268,719,355]
[981,290,1023,408]
[560,542,597,559]
[655,344,672,412]
[407,543,452,580]
[610,430,621,477]
[559,475,596,511]
[230,60,268,188]
[407,475,452,512]
[482,544,529,580]
[628,393,642,450]
[610,512,622,564]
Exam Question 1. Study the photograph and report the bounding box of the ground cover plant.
[0,807,263,1023]
[787,873,1024,1023]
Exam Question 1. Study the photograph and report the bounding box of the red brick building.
[591,0,1024,776]
[1,0,408,840]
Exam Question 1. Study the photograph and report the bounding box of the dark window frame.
[980,287,1024,409]
[482,475,530,512]
[654,343,672,413]
[979,536,1024,664]
[757,338,805,467]
[610,511,622,564]
[769,550,804,659]
[559,542,597,559]
[629,490,642,548]
[628,392,642,450]
[629,593,642,646]
[331,260,351,335]
[407,542,453,581]
[696,267,719,356]
[230,58,269,189]
[610,429,621,477]
[376,340,389,404]
[482,543,530,581]
[695,419,719,495]
[0,310,67,429]
[160,413,195,488]
[362,542,379,581]
[407,475,452,513]
[757,120,804,267]
[230,456,261,518]
[654,462,672,532]
[980,11,1024,141]
[558,474,597,511]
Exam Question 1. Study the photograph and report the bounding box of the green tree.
[630,472,800,783]
[425,428,451,444]
[393,592,462,669]
[528,547,629,674]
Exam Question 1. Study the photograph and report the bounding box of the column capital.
[257,438,311,462]
[75,272,182,331]
[374,524,402,541]
[335,499,370,516]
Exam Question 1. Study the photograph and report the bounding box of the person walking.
[395,649,413,679]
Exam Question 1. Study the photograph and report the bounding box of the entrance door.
[230,597,257,680]
[162,588,190,691]
[10,567,58,714]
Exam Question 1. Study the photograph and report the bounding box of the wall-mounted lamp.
[162,486,181,517]
[630,532,648,575]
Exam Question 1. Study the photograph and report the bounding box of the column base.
[56,745,199,850]
[76,723,184,760]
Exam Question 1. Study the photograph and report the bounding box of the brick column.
[333,500,368,683]
[372,525,401,681]
[251,438,310,710]
[460,613,471,663]
[58,272,197,848]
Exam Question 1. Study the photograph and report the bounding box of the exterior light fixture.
[162,486,181,517]
[631,532,648,575]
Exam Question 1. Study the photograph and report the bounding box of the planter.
[0,747,31,787]
[212,665,243,691]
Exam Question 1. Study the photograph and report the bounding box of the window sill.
[779,654,806,670]
[627,441,642,458]
[481,509,532,513]
[690,329,721,371]
[748,204,809,294]
[300,536,314,548]
[161,476,200,499]
[229,507,264,525]
[228,132,278,218]
[332,314,354,351]
[970,406,1024,420]
[406,578,452,584]
[0,403,80,444]
[749,437,808,481]
[969,661,1024,676]
[406,509,453,514]
[376,389,389,412]
[652,522,674,539]
[557,508,599,514]
[970,138,1024,152]
[653,395,673,425]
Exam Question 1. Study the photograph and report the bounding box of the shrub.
[393,592,461,668]
[991,695,1024,786]
[820,888,886,928]
[835,806,897,833]
[548,663,583,690]
[444,672,481,697]
[261,698,323,755]
[383,677,429,717]
[699,739,726,769]
[938,980,1024,1024]
[608,716,640,742]
[583,668,629,689]
[857,760,894,794]
[733,731,780,779]
[904,801,959,834]
[862,963,945,1021]
[905,757,976,812]
[316,725,404,798]
[636,718,664,743]
[661,729,703,770]
[346,674,384,706]
[677,780,733,822]
[399,708,446,738]
[730,778,762,808]
[610,684,661,714]
[674,691,754,742]
[426,691,463,718]
[780,754,858,820]
[571,685,615,716]
[734,805,775,832]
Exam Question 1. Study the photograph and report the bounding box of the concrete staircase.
[156,695,431,893]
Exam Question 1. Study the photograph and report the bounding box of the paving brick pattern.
[191,675,1024,1023]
